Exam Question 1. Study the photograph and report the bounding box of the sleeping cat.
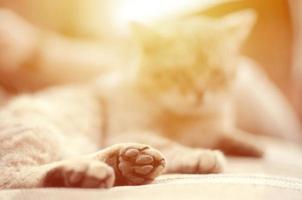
[0,10,262,189]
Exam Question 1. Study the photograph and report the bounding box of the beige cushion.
[1,174,302,200]
[1,138,302,200]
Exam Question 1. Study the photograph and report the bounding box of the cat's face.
[132,10,256,114]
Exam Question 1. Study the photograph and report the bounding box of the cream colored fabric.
[1,174,302,200]
[1,138,302,200]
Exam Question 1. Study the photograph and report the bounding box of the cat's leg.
[213,129,264,157]
[90,143,166,186]
[2,158,115,189]
[177,128,264,158]
[105,132,226,174]
[0,121,115,189]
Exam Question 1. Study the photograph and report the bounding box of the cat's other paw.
[42,159,115,188]
[195,150,226,173]
[167,149,226,174]
[97,143,166,185]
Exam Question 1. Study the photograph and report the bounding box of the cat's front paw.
[42,159,115,188]
[98,143,166,185]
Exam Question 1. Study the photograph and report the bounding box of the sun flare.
[112,0,218,32]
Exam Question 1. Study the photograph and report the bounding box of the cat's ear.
[219,9,257,48]
[131,22,163,53]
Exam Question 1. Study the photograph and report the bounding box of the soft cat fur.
[0,10,263,189]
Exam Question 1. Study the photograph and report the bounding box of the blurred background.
[0,0,294,88]
[0,0,301,133]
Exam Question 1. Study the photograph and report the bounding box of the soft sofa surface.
[1,138,302,200]
[1,174,302,200]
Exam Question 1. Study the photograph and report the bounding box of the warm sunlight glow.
[112,0,219,33]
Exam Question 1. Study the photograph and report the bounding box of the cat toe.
[43,159,115,188]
